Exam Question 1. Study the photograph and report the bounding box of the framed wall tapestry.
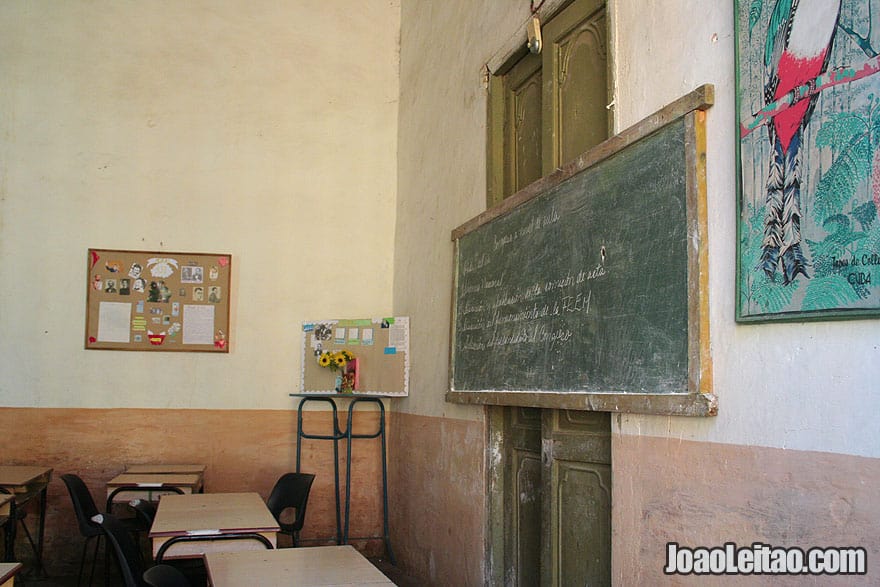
[736,0,880,321]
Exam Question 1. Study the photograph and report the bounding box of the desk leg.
[36,487,47,575]
[3,500,15,563]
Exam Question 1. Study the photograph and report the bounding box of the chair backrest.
[93,513,145,587]
[266,472,316,534]
[142,564,192,587]
[61,473,102,538]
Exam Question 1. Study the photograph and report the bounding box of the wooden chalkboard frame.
[446,86,716,417]
[85,248,232,352]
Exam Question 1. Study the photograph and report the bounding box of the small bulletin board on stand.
[85,248,232,352]
[300,317,410,396]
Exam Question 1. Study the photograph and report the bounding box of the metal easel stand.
[344,397,395,565]
[294,396,344,546]
[292,394,395,564]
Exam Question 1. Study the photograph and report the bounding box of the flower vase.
[334,373,346,394]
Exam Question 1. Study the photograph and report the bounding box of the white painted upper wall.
[0,0,401,409]
[394,1,879,458]
[1,0,876,457]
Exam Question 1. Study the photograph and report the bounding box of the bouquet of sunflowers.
[318,349,355,371]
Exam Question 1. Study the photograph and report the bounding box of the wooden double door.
[486,0,612,583]
[489,407,611,586]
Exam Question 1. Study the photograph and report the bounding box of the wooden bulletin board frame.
[85,248,232,352]
[300,317,410,396]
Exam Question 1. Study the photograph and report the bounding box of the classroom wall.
[390,1,508,583]
[0,0,400,573]
[392,0,879,585]
[0,0,400,411]
[609,2,879,583]
[3,0,878,584]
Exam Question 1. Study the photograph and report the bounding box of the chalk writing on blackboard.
[447,85,717,416]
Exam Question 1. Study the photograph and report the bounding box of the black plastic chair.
[61,474,147,586]
[93,513,191,587]
[61,474,107,586]
[266,472,315,547]
[142,564,192,587]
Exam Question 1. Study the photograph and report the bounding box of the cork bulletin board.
[85,248,232,352]
[300,317,410,396]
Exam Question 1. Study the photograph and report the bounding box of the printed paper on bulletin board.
[85,249,232,352]
[300,317,409,396]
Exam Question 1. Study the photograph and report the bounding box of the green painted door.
[542,410,612,586]
[486,0,612,585]
[502,407,543,586]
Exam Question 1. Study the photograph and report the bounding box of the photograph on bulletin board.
[85,248,232,352]
[300,317,410,396]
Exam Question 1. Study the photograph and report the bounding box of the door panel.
[543,410,611,587]
[555,461,612,585]
[505,407,542,586]
[543,0,610,171]
[504,55,543,198]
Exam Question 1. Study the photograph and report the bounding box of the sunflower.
[333,353,347,368]
[318,352,332,367]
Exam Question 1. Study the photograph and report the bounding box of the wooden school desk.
[125,463,208,493]
[0,496,12,562]
[124,464,206,493]
[0,562,22,586]
[0,466,52,571]
[124,463,206,480]
[105,473,202,509]
[205,545,395,587]
[149,492,279,561]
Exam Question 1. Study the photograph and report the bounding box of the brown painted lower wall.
[0,407,386,576]
[614,434,880,586]
[11,406,875,586]
[389,411,486,586]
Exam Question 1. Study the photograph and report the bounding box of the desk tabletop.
[0,562,23,585]
[150,492,278,537]
[124,464,206,475]
[0,466,53,489]
[150,492,279,560]
[205,545,396,586]
[108,472,202,488]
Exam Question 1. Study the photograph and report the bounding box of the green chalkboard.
[448,87,716,416]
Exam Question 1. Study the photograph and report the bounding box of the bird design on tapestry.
[758,0,842,284]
